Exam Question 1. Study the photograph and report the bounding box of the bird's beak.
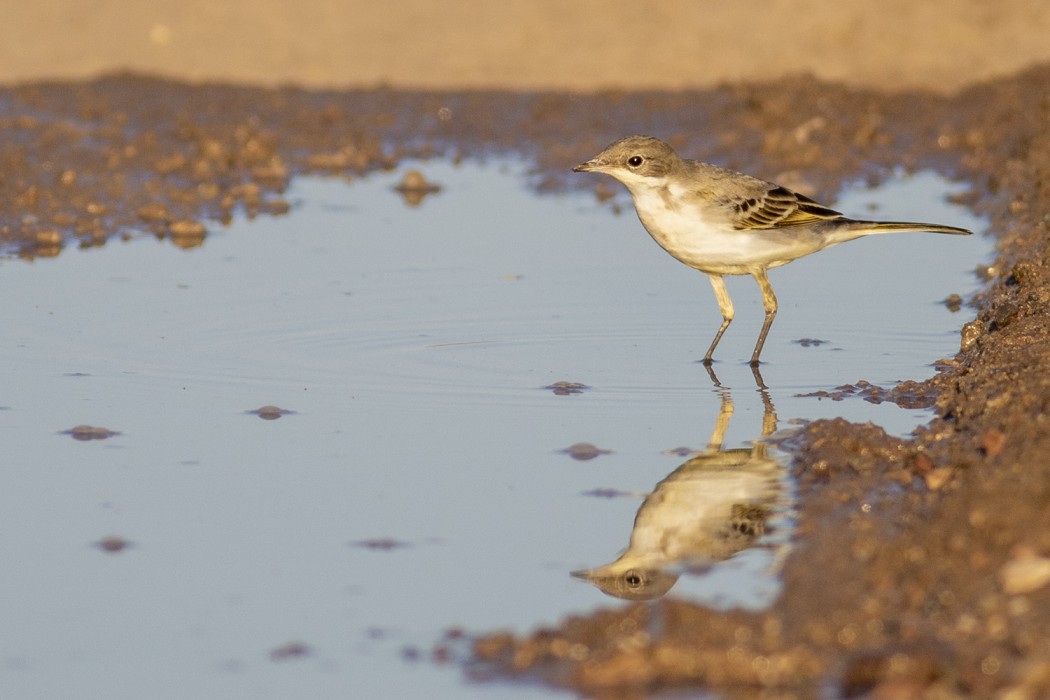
[572,158,601,173]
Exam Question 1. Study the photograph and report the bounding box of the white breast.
[628,183,825,275]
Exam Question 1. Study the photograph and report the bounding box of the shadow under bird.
[574,136,973,366]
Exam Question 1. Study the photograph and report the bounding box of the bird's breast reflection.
[572,381,788,601]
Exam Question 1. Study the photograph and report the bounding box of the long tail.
[826,219,973,245]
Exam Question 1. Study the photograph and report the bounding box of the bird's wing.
[724,186,843,230]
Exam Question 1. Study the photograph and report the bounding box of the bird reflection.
[572,377,783,600]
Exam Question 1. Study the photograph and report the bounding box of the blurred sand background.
[3,0,1049,92]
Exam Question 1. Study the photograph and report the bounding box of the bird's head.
[573,135,681,187]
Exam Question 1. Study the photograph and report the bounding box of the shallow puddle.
[0,159,987,698]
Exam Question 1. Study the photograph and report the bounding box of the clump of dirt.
[796,378,944,407]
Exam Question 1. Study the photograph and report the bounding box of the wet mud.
[5,66,1050,696]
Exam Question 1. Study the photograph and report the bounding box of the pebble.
[1000,551,1050,594]
[924,467,954,490]
[34,229,62,245]
[981,428,1007,457]
[943,293,963,312]
[63,424,120,441]
[169,220,206,238]
[561,442,612,461]
[250,405,292,420]
[960,320,983,352]
[394,169,441,206]
[95,536,132,553]
[545,381,589,395]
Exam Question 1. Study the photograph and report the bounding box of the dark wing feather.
[727,186,843,230]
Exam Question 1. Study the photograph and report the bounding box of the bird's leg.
[703,274,734,365]
[750,269,778,366]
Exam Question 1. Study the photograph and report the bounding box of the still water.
[0,159,987,698]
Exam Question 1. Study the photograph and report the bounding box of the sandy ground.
[6,3,1050,698]
[3,1,1050,92]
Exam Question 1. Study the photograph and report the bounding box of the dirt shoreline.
[4,67,1050,696]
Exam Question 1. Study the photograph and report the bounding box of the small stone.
[981,428,1007,457]
[168,220,207,249]
[95,536,132,553]
[943,293,963,312]
[394,169,441,206]
[544,381,590,395]
[960,320,983,352]
[913,453,934,473]
[169,220,206,238]
[395,169,439,193]
[1000,552,1050,594]
[924,467,954,491]
[63,425,120,441]
[250,405,292,420]
[561,443,612,461]
[34,229,63,246]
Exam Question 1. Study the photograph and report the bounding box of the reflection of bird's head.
[571,565,679,601]
[572,446,781,601]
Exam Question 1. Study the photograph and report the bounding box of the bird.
[573,135,973,366]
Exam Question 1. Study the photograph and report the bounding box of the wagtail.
[574,136,972,366]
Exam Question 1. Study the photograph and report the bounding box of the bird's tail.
[826,220,973,245]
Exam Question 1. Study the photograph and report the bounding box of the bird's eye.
[627,155,644,168]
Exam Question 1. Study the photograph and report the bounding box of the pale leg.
[750,269,778,366]
[703,274,734,365]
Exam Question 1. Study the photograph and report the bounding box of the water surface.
[0,159,987,699]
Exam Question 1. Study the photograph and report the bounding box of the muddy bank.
[3,66,1050,696]
[0,71,1012,258]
